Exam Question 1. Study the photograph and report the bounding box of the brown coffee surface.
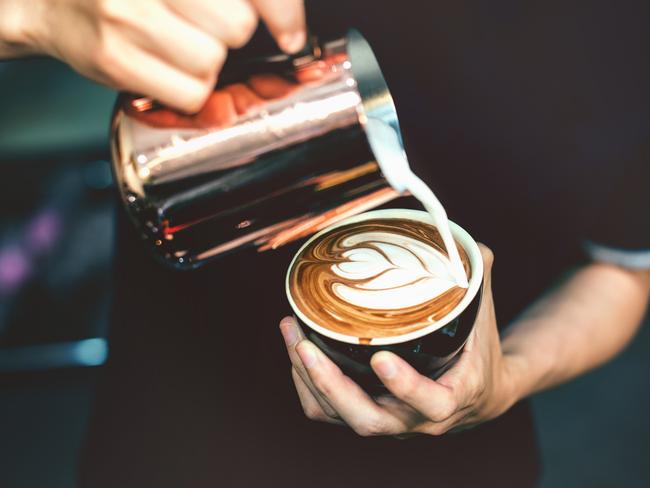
[288,218,471,340]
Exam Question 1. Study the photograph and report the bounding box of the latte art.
[289,218,471,340]
[331,232,457,310]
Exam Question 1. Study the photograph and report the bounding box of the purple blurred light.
[0,246,32,294]
[26,209,62,254]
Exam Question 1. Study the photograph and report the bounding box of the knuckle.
[97,0,128,22]
[310,371,334,398]
[465,374,481,400]
[431,399,457,423]
[463,365,486,401]
[472,389,484,407]
[228,8,258,47]
[470,376,486,401]
[429,411,446,423]
[436,424,451,436]
[353,426,370,437]
[203,42,227,71]
[354,416,388,437]
[477,380,487,397]
[421,423,448,436]
[303,405,325,421]
[93,39,122,81]
[181,81,212,113]
[447,397,460,415]
[443,398,459,418]
[474,382,487,404]
[356,428,373,438]
[353,425,375,437]
[94,44,112,67]
[468,387,480,405]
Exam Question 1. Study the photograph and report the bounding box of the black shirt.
[80,1,650,487]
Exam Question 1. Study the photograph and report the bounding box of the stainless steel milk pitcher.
[111,30,407,269]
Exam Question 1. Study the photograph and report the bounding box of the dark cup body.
[298,285,482,394]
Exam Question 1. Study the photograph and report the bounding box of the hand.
[126,73,299,129]
[0,0,306,112]
[279,244,520,436]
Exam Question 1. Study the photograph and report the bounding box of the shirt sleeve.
[582,143,650,268]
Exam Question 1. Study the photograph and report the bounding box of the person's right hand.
[279,245,520,437]
[0,0,306,112]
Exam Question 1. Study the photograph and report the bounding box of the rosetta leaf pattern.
[330,232,456,310]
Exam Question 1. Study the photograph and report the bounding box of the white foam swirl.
[331,231,457,310]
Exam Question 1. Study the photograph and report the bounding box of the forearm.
[502,263,650,402]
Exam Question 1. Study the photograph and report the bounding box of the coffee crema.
[288,218,471,340]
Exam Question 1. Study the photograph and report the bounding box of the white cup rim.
[285,209,484,346]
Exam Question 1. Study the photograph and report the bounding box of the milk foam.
[365,118,469,288]
[287,216,472,341]
[331,231,457,310]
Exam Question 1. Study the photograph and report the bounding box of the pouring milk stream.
[365,118,469,289]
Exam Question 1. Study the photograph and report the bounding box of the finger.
[222,83,265,115]
[251,0,306,53]
[371,351,461,423]
[378,393,474,436]
[165,0,259,48]
[413,406,473,436]
[196,90,238,128]
[120,4,227,78]
[477,243,494,305]
[374,395,429,431]
[296,341,407,436]
[477,242,494,275]
[463,243,497,351]
[97,34,213,113]
[279,317,338,418]
[247,74,298,99]
[291,368,344,425]
[431,336,485,409]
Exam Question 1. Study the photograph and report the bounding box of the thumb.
[251,0,307,53]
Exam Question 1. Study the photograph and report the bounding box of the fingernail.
[297,342,318,369]
[374,357,397,379]
[280,321,298,347]
[279,31,306,54]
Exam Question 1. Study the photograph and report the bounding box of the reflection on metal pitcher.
[111,30,405,269]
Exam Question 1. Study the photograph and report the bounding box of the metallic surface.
[111,30,405,269]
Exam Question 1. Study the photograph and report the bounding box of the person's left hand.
[279,244,520,436]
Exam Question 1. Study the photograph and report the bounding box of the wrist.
[0,0,49,58]
[503,352,532,407]
[497,352,528,411]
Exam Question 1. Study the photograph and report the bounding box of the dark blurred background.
[0,58,648,488]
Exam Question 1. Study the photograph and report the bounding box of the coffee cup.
[286,208,483,392]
